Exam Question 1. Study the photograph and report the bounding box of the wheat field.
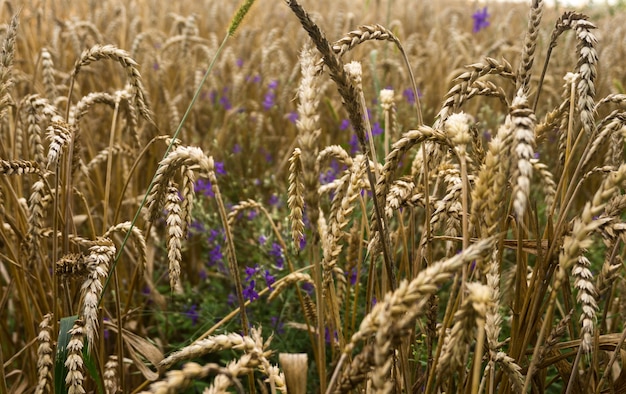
[2,0,626,393]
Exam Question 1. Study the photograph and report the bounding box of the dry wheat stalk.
[34,313,54,394]
[81,237,116,350]
[65,319,86,394]
[334,342,374,393]
[69,91,116,125]
[164,184,183,292]
[70,44,152,123]
[279,353,308,394]
[288,148,306,247]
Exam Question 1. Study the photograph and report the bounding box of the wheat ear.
[68,44,152,123]
[41,47,58,101]
[81,237,116,351]
[164,184,184,292]
[288,148,305,247]
[141,362,244,394]
[65,319,86,394]
[516,0,544,93]
[510,90,536,218]
[103,355,118,394]
[0,11,19,122]
[35,313,54,394]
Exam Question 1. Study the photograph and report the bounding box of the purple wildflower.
[245,265,259,282]
[349,134,359,154]
[270,242,285,270]
[236,58,244,67]
[301,282,314,294]
[243,280,259,301]
[247,209,258,220]
[233,143,242,154]
[372,122,383,136]
[287,111,299,124]
[264,270,275,290]
[298,236,307,251]
[340,119,351,131]
[185,304,199,325]
[269,194,280,207]
[259,235,268,245]
[472,7,490,33]
[194,179,214,197]
[214,161,226,175]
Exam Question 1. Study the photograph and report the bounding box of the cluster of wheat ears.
[2,0,626,392]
